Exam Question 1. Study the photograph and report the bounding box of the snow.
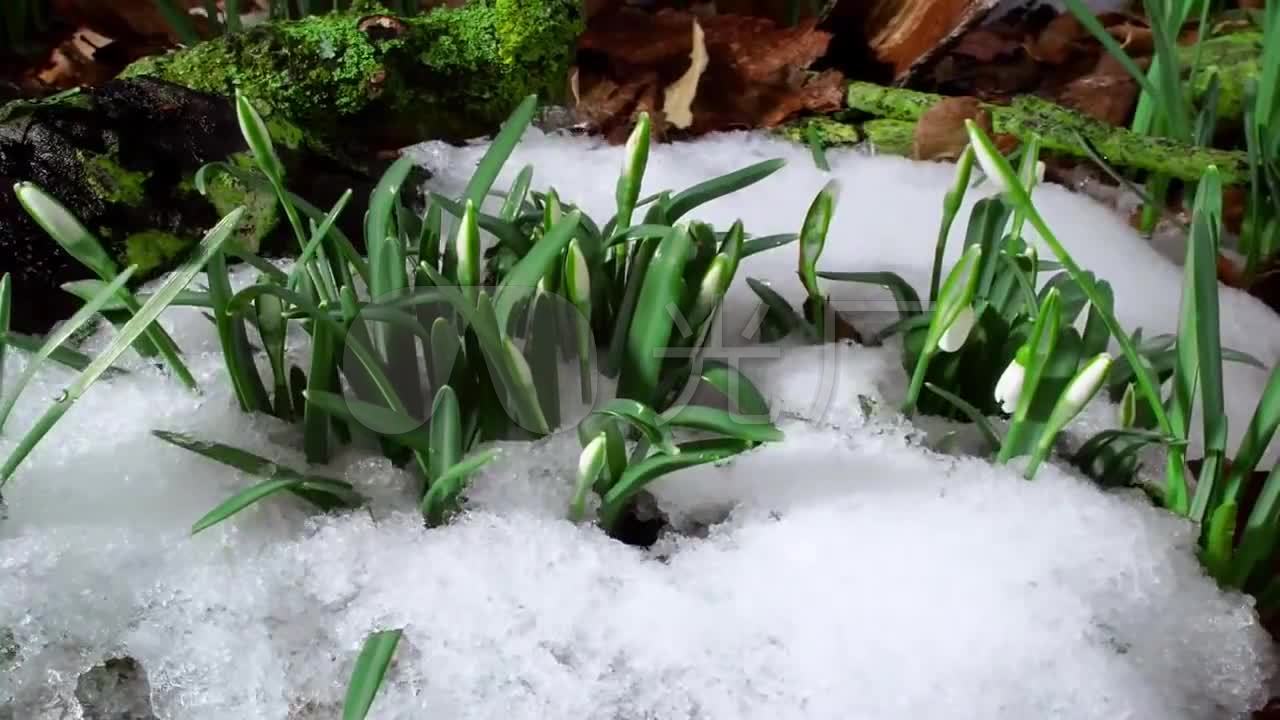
[1,132,1278,719]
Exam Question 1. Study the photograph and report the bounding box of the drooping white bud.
[995,354,1027,414]
[937,305,975,353]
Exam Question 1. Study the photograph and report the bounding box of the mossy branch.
[844,81,1248,184]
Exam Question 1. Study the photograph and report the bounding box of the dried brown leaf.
[912,96,990,161]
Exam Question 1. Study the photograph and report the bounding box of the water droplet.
[54,390,69,403]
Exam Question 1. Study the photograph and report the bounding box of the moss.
[206,159,280,252]
[123,0,583,142]
[862,119,915,156]
[777,116,862,147]
[122,230,193,275]
[1180,31,1261,122]
[80,152,150,206]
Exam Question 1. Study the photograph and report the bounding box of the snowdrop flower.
[937,305,975,353]
[964,119,1018,194]
[1117,382,1137,429]
[1061,353,1114,415]
[1035,160,1046,184]
[995,352,1028,414]
[564,239,590,309]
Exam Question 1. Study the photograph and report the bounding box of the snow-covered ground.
[2,131,1278,719]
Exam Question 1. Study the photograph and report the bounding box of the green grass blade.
[421,447,500,525]
[429,385,461,482]
[742,233,798,258]
[0,273,10,406]
[924,382,1001,452]
[500,165,534,221]
[14,181,198,384]
[571,432,608,521]
[0,208,244,489]
[817,271,921,319]
[342,629,402,720]
[224,0,241,31]
[149,0,201,45]
[0,267,136,433]
[694,359,772,420]
[304,389,432,456]
[1224,364,1280,506]
[660,404,783,443]
[1059,0,1165,126]
[464,95,537,210]
[598,438,750,531]
[303,319,337,463]
[665,159,786,223]
[807,124,830,171]
[154,431,360,533]
[1228,463,1280,588]
[744,277,813,342]
[579,399,677,455]
[494,210,582,331]
[619,225,693,403]
[206,250,270,414]
[1183,169,1228,523]
[931,146,976,302]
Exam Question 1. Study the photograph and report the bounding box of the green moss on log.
[845,81,1248,184]
[778,116,862,147]
[122,0,583,142]
[80,152,151,206]
[861,119,915,156]
[1180,31,1261,123]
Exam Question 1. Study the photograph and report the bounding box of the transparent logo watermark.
[335,283,932,435]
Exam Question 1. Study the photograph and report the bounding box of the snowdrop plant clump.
[2,92,1280,718]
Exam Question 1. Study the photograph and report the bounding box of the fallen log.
[843,81,1249,184]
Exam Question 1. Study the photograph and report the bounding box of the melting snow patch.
[1,132,1277,719]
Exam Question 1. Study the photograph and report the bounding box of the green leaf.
[571,432,608,522]
[429,385,461,482]
[0,273,8,406]
[665,159,785,223]
[744,277,812,343]
[661,404,783,443]
[923,382,1001,452]
[693,359,772,420]
[494,210,582,331]
[741,233,798,258]
[235,91,285,188]
[501,164,534,221]
[614,113,652,233]
[1222,363,1280,507]
[996,289,1062,463]
[15,181,197,388]
[599,439,750,531]
[304,389,432,456]
[0,208,245,490]
[152,430,360,533]
[619,225,694,404]
[817,270,921,320]
[464,94,537,210]
[579,399,678,455]
[342,629,402,720]
[931,146,977,302]
[798,180,837,307]
[14,183,117,279]
[1183,169,1228,524]
[0,267,136,433]
[1228,463,1280,589]
[421,448,500,526]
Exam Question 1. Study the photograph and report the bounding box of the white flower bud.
[995,355,1027,414]
[937,305,975,353]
